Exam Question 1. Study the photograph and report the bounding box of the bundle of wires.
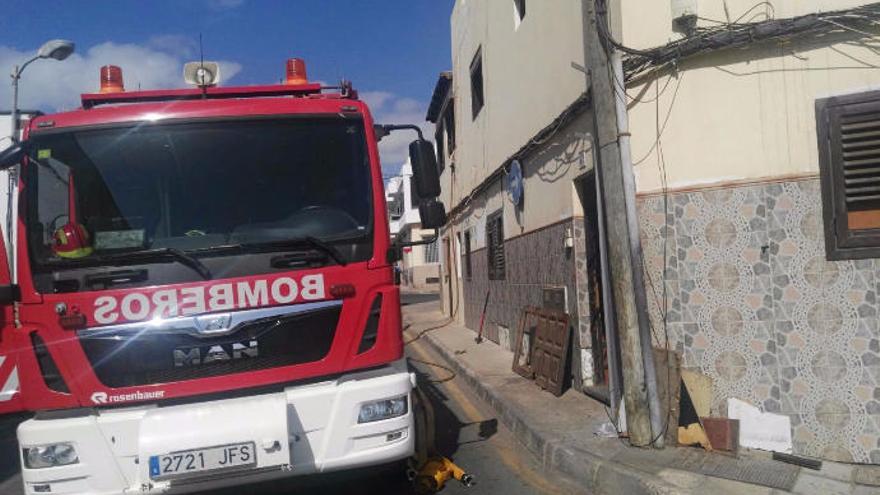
[597,1,880,81]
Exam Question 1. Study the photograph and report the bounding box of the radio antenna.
[199,33,207,97]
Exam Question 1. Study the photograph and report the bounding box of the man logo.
[173,340,259,367]
[91,391,108,404]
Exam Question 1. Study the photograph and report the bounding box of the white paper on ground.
[727,397,792,453]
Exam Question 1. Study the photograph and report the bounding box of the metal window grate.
[424,238,439,264]
[487,211,505,280]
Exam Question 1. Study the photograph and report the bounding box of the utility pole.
[580,0,656,447]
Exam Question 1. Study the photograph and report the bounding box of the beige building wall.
[449,0,587,206]
[613,0,880,193]
[448,0,592,246]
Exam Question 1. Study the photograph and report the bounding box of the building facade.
[385,160,440,290]
[433,0,880,463]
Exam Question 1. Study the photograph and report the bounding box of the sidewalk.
[402,301,880,495]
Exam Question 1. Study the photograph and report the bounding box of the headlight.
[358,396,408,424]
[23,443,79,469]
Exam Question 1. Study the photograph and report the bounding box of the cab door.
[0,216,22,414]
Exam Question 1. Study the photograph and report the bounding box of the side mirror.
[419,199,447,229]
[0,143,25,170]
[409,139,440,198]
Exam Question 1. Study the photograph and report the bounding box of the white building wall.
[614,0,880,192]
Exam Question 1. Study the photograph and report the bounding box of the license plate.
[149,442,256,480]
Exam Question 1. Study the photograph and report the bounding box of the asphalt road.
[401,291,441,306]
[0,292,576,495]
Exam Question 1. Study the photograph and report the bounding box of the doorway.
[443,235,454,316]
[577,170,623,407]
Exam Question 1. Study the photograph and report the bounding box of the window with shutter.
[486,211,506,280]
[463,229,473,279]
[817,90,880,259]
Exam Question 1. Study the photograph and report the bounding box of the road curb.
[416,328,690,495]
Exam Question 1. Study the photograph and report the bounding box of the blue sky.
[0,0,454,169]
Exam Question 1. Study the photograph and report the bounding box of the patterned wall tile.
[639,178,880,464]
[458,220,579,353]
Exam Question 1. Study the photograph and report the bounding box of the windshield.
[26,117,373,277]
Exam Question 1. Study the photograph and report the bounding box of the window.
[486,211,505,280]
[463,229,472,279]
[28,119,373,272]
[435,125,446,174]
[387,192,403,220]
[470,49,484,119]
[424,238,439,264]
[514,0,526,22]
[445,100,456,152]
[817,90,880,259]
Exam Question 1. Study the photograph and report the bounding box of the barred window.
[424,238,439,264]
[463,229,473,279]
[486,211,505,280]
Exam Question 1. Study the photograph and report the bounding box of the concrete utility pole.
[580,0,656,447]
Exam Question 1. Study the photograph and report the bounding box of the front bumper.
[17,360,415,495]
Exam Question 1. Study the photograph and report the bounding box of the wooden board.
[681,370,713,418]
[512,308,536,380]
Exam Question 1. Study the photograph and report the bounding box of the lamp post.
[6,39,74,284]
[9,39,75,142]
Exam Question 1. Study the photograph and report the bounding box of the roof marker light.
[99,65,124,94]
[285,58,308,85]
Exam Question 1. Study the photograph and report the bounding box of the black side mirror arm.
[374,124,424,142]
[386,229,440,264]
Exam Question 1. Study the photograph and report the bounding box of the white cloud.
[362,90,433,175]
[0,41,242,112]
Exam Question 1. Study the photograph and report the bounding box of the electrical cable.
[606,2,880,82]
[632,73,684,166]
[407,356,456,384]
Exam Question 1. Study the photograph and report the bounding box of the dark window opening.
[470,49,484,119]
[817,90,880,259]
[514,0,526,21]
[486,211,505,280]
[445,100,456,153]
[435,125,446,174]
[463,229,472,279]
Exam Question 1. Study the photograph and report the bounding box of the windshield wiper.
[98,247,213,280]
[205,236,348,266]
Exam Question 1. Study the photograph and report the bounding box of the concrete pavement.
[402,300,880,495]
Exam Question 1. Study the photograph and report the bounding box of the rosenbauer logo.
[90,390,165,405]
[92,275,325,325]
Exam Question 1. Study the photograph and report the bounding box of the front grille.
[78,303,342,388]
[31,333,70,393]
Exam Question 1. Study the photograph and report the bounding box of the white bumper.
[17,360,416,495]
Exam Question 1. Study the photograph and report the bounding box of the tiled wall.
[461,219,581,351]
[638,178,880,463]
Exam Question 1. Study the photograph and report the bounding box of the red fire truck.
[0,58,445,494]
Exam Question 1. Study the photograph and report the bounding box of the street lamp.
[9,39,75,142]
[6,39,74,283]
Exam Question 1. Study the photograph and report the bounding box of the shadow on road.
[411,366,497,457]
